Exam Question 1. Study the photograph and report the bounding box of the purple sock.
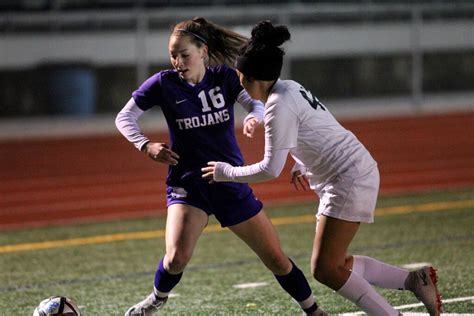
[274,258,313,302]
[153,258,183,295]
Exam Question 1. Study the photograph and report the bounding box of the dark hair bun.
[251,21,290,47]
[192,17,208,25]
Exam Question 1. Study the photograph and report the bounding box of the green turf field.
[1,188,473,315]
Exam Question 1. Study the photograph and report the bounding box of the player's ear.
[201,45,209,60]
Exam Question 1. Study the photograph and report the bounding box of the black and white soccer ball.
[33,296,81,316]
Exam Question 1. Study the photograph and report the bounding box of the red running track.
[1,111,473,230]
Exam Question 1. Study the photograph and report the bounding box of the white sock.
[352,255,409,290]
[153,287,169,300]
[298,295,316,310]
[337,271,399,316]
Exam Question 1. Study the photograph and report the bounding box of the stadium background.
[0,0,473,229]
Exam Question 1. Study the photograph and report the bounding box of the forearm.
[237,90,264,124]
[115,98,150,151]
[215,161,276,183]
[214,149,289,183]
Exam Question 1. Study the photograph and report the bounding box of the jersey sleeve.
[132,73,163,111]
[264,96,298,150]
[211,93,298,183]
[223,64,244,102]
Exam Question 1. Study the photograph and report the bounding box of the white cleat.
[406,266,442,316]
[124,293,168,316]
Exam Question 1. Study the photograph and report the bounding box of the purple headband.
[175,29,208,44]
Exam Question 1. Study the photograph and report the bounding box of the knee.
[311,261,339,288]
[165,250,192,273]
[312,266,331,285]
[266,253,292,275]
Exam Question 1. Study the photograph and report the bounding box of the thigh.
[312,215,360,270]
[211,182,263,227]
[229,210,291,274]
[311,215,360,288]
[165,203,208,258]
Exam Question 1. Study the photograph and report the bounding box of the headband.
[235,55,282,81]
[175,29,208,44]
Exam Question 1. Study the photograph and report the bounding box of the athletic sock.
[352,255,409,290]
[274,258,318,313]
[337,270,399,316]
[153,257,183,299]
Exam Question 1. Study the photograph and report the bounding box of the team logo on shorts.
[170,187,188,199]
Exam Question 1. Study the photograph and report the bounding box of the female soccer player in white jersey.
[202,21,442,316]
[116,17,327,316]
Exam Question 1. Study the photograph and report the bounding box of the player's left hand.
[243,117,259,138]
[291,170,310,191]
[201,161,217,181]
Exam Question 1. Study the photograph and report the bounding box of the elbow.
[263,169,279,180]
[114,114,123,132]
[115,111,128,131]
[114,113,121,129]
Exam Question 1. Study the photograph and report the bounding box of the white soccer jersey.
[213,79,376,187]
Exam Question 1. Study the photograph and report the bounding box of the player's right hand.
[243,117,259,138]
[144,142,180,165]
[290,170,310,191]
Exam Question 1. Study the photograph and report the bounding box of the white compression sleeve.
[213,148,289,183]
[236,90,264,124]
[115,98,150,151]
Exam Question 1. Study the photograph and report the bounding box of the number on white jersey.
[299,87,326,111]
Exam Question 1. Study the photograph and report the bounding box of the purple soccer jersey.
[133,64,245,186]
[132,64,262,227]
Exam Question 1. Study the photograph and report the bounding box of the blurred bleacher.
[0,0,473,122]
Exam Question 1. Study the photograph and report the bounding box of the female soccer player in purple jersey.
[202,21,442,316]
[116,17,327,316]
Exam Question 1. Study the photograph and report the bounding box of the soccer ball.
[33,296,81,316]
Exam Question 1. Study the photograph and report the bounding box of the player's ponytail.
[173,17,247,66]
[236,21,291,81]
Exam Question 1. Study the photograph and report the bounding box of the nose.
[174,57,182,69]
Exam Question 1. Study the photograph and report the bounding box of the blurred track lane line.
[1,199,472,254]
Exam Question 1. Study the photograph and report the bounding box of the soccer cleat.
[313,308,329,316]
[406,266,442,316]
[124,293,168,316]
[304,308,329,316]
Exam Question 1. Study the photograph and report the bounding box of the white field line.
[233,282,269,289]
[338,296,474,316]
[401,262,432,269]
[395,314,473,316]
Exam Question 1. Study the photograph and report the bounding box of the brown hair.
[173,17,247,66]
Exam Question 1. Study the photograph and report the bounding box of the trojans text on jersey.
[175,109,230,130]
